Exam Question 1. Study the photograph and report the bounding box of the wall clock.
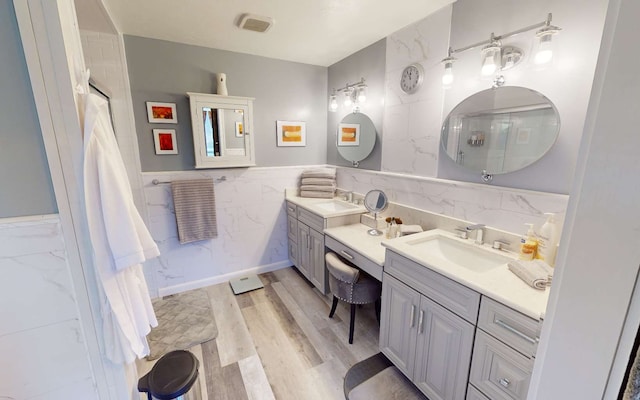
[400,63,424,94]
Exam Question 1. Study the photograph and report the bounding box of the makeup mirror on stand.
[363,189,388,236]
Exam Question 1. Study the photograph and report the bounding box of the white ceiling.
[79,0,455,67]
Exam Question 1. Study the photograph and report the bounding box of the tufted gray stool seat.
[325,252,382,344]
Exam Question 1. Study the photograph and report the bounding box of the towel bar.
[152,176,227,185]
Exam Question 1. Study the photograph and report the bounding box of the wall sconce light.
[441,13,561,86]
[441,48,456,86]
[328,78,367,113]
[534,14,561,65]
[329,92,338,112]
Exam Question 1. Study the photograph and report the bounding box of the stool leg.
[329,296,339,318]
[349,304,356,344]
[375,298,381,323]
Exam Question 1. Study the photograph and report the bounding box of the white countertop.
[324,223,387,266]
[285,193,367,218]
[382,229,550,320]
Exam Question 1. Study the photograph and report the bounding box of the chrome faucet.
[341,190,353,203]
[465,224,485,245]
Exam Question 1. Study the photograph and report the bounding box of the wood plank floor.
[137,267,381,400]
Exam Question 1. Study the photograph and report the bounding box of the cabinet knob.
[498,378,510,388]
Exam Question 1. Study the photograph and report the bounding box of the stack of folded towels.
[299,167,337,199]
[507,259,554,290]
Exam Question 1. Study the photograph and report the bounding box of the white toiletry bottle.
[537,213,559,265]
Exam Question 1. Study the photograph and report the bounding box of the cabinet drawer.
[478,297,540,357]
[287,215,298,242]
[325,236,382,281]
[297,207,325,232]
[466,385,489,400]
[286,201,297,217]
[385,251,480,324]
[470,331,533,400]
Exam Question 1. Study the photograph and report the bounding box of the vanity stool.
[325,252,382,344]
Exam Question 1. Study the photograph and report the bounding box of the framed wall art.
[153,129,178,154]
[338,123,360,146]
[276,120,306,147]
[146,102,177,123]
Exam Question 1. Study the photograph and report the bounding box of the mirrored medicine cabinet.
[188,93,256,168]
[441,86,560,177]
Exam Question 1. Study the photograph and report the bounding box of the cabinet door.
[297,223,311,279]
[413,295,475,400]
[380,274,421,377]
[308,227,326,293]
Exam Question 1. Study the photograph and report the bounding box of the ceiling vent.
[237,13,274,33]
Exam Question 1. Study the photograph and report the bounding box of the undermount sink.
[406,234,513,273]
[314,200,361,212]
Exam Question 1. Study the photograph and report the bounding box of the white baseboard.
[157,260,292,297]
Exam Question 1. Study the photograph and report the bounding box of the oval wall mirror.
[441,86,560,176]
[336,113,376,167]
[363,189,388,236]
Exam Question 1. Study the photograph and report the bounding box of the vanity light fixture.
[328,77,367,113]
[441,48,456,86]
[440,13,561,86]
[329,92,338,112]
[534,14,562,65]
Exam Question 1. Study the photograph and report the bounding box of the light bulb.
[442,62,454,86]
[535,35,553,64]
[357,87,367,103]
[343,90,352,107]
[481,55,497,76]
[329,100,337,112]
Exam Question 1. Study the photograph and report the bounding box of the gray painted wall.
[0,1,57,218]
[327,39,385,171]
[124,36,328,172]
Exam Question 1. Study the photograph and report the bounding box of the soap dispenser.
[519,223,538,261]
[537,213,559,265]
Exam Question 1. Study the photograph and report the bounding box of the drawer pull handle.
[288,207,295,212]
[498,378,510,388]
[495,318,538,344]
[410,305,416,328]
[340,250,354,260]
[418,310,425,334]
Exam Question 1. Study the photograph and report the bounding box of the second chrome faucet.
[465,224,485,245]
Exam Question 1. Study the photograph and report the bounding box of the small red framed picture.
[146,102,177,123]
[153,129,178,154]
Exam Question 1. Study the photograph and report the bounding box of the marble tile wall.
[381,5,452,176]
[0,215,98,400]
[336,167,569,237]
[141,166,316,297]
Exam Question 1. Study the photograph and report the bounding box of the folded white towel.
[301,177,336,186]
[300,190,334,199]
[300,184,336,192]
[301,167,336,179]
[400,224,424,236]
[508,259,553,290]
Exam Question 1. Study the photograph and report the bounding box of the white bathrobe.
[82,91,160,363]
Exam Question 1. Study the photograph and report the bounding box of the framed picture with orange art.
[153,129,178,154]
[338,123,360,146]
[146,102,177,123]
[276,120,306,147]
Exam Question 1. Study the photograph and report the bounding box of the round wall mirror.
[441,86,560,176]
[336,113,376,167]
[363,189,388,236]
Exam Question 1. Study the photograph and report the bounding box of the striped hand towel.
[301,167,336,179]
[300,184,336,192]
[301,177,336,186]
[171,179,218,244]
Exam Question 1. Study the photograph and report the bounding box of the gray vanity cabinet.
[381,274,474,400]
[296,222,325,291]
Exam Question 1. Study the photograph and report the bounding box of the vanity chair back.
[325,252,382,344]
